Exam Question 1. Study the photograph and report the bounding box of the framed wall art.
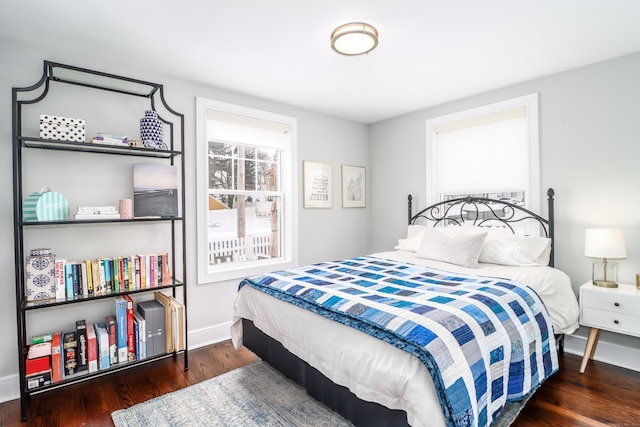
[303,161,332,208]
[341,165,366,208]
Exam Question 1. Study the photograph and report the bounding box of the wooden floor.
[1,341,639,426]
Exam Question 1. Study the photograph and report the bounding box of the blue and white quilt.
[239,256,558,427]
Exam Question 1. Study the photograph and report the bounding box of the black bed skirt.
[242,318,409,427]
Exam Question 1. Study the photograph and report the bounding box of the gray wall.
[369,51,640,354]
[0,36,370,398]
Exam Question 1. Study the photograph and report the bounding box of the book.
[103,258,112,294]
[153,292,183,352]
[74,213,121,220]
[139,255,146,289]
[54,258,66,300]
[62,331,77,376]
[122,257,130,291]
[123,294,136,361]
[133,164,179,218]
[76,206,118,215]
[153,292,175,353]
[105,315,117,366]
[75,320,88,373]
[94,323,110,371]
[86,323,98,373]
[84,260,93,296]
[64,263,74,300]
[80,262,89,297]
[133,311,146,360]
[134,318,139,361]
[113,257,120,293]
[91,261,101,297]
[114,296,127,363]
[98,259,106,295]
[51,332,63,383]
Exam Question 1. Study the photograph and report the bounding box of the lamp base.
[592,260,619,288]
[592,280,618,288]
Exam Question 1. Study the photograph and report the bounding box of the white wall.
[369,52,640,368]
[0,36,370,401]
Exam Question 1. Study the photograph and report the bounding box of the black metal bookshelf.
[12,61,188,420]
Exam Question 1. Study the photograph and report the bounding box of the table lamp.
[584,228,626,288]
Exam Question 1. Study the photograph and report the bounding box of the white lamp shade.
[584,228,627,259]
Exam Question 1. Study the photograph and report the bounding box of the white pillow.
[395,225,427,252]
[416,227,487,268]
[395,225,463,252]
[479,229,551,266]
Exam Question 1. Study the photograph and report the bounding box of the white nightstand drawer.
[581,307,640,337]
[581,285,640,315]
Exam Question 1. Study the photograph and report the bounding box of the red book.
[86,324,98,373]
[51,332,63,383]
[123,295,136,361]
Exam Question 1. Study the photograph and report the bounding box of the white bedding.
[231,251,579,427]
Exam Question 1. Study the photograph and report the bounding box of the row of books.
[53,253,171,300]
[25,292,184,390]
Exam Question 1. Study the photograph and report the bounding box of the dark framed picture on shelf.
[133,164,179,218]
[341,165,366,208]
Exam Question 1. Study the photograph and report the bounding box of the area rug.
[111,361,353,426]
[112,361,531,426]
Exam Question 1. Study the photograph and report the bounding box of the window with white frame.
[196,98,297,284]
[425,93,540,210]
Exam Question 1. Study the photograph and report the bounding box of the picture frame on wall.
[303,161,332,208]
[341,165,366,208]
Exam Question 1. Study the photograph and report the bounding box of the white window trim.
[425,93,540,210]
[195,97,298,284]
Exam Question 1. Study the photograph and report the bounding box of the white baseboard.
[564,334,640,373]
[0,374,19,405]
[0,322,234,405]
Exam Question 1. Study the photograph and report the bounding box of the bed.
[231,189,580,427]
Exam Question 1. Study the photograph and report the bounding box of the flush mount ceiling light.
[331,22,378,56]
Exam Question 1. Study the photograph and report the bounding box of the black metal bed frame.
[408,188,555,267]
[242,187,561,427]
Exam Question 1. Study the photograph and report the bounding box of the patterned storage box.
[25,248,56,302]
[39,114,86,142]
[23,187,69,221]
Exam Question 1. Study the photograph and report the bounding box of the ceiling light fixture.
[331,22,378,56]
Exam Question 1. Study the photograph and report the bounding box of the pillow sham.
[416,227,487,268]
[479,230,551,266]
[395,225,427,252]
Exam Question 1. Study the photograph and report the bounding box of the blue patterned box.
[23,188,69,221]
[25,248,56,302]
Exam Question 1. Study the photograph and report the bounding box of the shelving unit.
[12,61,187,420]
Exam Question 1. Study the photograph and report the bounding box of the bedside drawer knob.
[614,320,620,324]
[614,302,620,307]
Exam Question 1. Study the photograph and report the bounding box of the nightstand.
[579,281,640,373]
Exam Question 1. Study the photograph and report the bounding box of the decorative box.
[23,187,69,221]
[39,114,86,142]
[25,248,56,302]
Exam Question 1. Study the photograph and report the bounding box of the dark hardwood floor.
[1,341,638,426]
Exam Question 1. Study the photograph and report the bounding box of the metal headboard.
[408,188,555,267]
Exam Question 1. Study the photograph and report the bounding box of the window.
[425,93,539,210]
[196,98,298,284]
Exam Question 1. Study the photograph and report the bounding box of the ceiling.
[2,1,640,124]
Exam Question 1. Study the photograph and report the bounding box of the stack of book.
[27,294,185,389]
[53,253,171,300]
[74,206,120,220]
[91,133,128,146]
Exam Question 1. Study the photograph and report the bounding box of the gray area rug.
[111,361,353,426]
[112,361,530,426]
